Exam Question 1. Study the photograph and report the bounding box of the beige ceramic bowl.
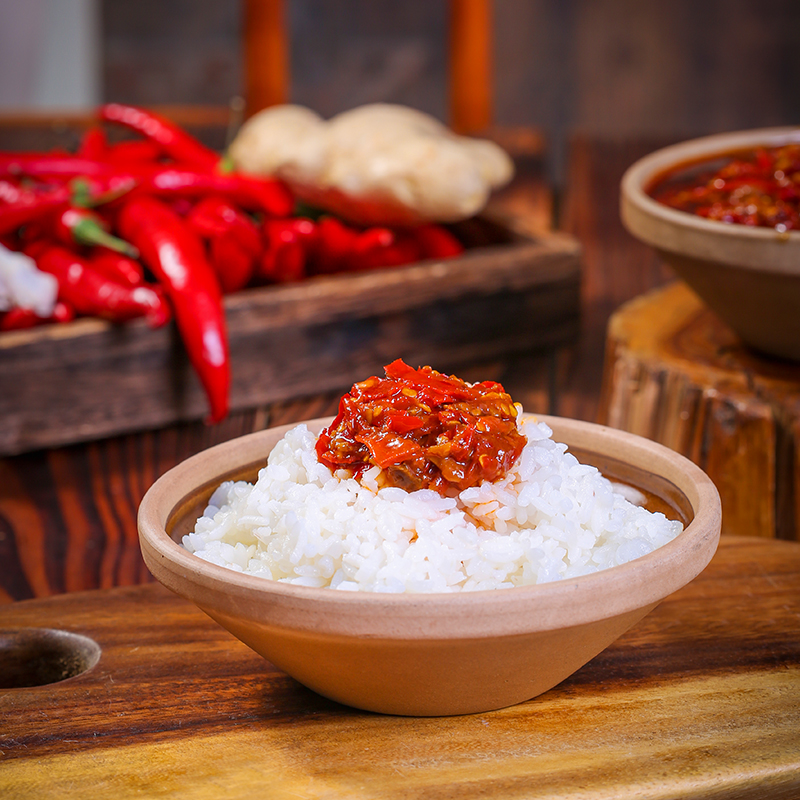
[138,415,721,716]
[621,126,800,361]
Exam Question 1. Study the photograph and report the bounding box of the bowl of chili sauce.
[620,127,800,362]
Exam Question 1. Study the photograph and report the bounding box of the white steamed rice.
[183,416,683,593]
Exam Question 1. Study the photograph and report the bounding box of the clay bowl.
[138,415,721,717]
[621,126,800,361]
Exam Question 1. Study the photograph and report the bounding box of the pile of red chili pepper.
[315,359,527,495]
[648,143,800,230]
[0,104,465,423]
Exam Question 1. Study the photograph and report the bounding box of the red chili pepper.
[186,197,262,293]
[0,178,22,203]
[77,127,108,160]
[344,227,428,271]
[259,237,306,283]
[303,218,426,274]
[104,139,165,165]
[258,218,315,282]
[264,217,316,246]
[176,199,199,218]
[0,157,293,218]
[117,195,230,423]
[0,307,40,331]
[208,232,258,293]
[410,224,464,260]
[20,237,51,260]
[186,196,262,255]
[53,206,139,257]
[185,198,232,237]
[89,247,145,287]
[346,231,421,271]
[140,168,294,218]
[0,154,112,180]
[0,167,136,213]
[344,227,395,271]
[385,411,426,434]
[0,300,74,332]
[51,299,75,323]
[34,245,170,327]
[0,183,70,236]
[308,217,358,274]
[100,103,220,171]
[69,174,139,207]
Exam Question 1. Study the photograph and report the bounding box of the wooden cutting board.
[1,536,799,799]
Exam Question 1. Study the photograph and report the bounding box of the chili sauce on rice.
[185,362,682,592]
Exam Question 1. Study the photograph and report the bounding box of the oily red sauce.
[648,143,800,230]
[315,359,527,494]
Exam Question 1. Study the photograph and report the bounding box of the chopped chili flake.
[648,143,800,230]
[315,359,527,494]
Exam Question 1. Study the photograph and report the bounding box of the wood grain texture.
[0,406,329,603]
[1,536,798,799]
[558,134,678,423]
[598,281,800,542]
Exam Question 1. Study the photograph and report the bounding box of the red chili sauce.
[315,359,527,495]
[648,143,800,230]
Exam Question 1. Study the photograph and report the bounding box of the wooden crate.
[0,109,577,601]
[1,213,580,456]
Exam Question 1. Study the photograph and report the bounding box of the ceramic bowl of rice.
[138,409,720,716]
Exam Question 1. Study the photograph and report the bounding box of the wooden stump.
[598,281,800,541]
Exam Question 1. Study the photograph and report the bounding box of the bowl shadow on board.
[138,415,721,717]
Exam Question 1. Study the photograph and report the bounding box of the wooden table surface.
[2,536,799,799]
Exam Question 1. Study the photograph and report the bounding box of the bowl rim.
[620,126,800,272]
[137,414,721,640]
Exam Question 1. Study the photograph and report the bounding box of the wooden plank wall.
[102,0,800,178]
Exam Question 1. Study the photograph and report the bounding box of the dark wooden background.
[102,0,800,182]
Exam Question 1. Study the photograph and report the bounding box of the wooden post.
[598,281,800,542]
[243,0,289,117]
[449,0,493,134]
